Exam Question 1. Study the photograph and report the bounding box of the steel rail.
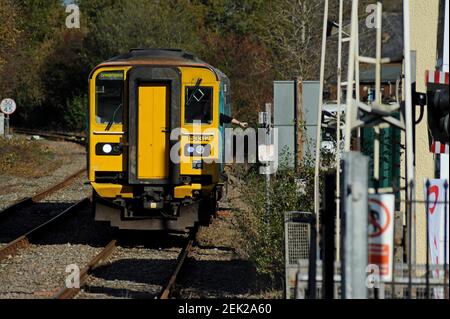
[0,198,89,262]
[53,239,118,299]
[0,168,86,221]
[12,128,85,139]
[159,229,197,299]
[13,128,86,145]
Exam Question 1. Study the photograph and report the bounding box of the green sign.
[98,71,124,80]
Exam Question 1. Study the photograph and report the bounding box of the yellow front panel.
[90,134,124,172]
[179,67,220,179]
[92,182,133,199]
[137,84,168,179]
[88,66,131,182]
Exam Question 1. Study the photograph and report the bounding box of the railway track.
[0,168,87,261]
[53,239,118,299]
[53,228,197,299]
[12,128,86,146]
[0,168,86,221]
[0,198,89,262]
[159,228,196,299]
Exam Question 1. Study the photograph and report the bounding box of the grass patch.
[0,136,62,178]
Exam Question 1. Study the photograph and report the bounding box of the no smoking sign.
[369,198,392,238]
[368,194,395,282]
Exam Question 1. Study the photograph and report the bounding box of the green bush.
[234,151,316,288]
[63,94,87,132]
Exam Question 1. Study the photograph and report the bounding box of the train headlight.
[195,145,205,155]
[96,143,122,156]
[102,144,113,154]
[184,144,211,157]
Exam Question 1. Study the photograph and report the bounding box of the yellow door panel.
[137,84,169,179]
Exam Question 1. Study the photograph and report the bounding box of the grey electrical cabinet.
[274,81,296,168]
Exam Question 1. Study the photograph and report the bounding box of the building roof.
[359,13,404,60]
[327,12,404,84]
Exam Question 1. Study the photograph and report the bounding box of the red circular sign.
[368,198,391,238]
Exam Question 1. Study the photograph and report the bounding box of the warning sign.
[368,194,395,282]
[424,179,449,277]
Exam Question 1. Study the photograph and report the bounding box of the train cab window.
[95,71,124,125]
[185,86,213,124]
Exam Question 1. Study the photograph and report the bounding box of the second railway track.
[0,198,89,262]
[0,168,86,220]
[0,168,87,261]
[12,128,86,146]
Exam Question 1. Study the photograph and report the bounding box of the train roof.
[94,49,228,81]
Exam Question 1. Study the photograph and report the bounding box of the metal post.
[444,181,449,299]
[5,114,10,136]
[344,0,359,151]
[425,180,431,299]
[314,0,329,237]
[308,216,317,299]
[335,0,344,262]
[342,151,369,299]
[407,180,414,297]
[294,78,299,171]
[403,0,416,266]
[373,2,383,183]
[0,113,4,136]
[265,103,272,222]
[323,173,336,299]
[354,5,361,152]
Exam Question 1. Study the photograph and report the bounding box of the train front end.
[87,49,231,232]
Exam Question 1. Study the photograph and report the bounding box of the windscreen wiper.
[186,78,202,106]
[105,103,122,131]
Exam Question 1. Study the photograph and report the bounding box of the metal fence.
[284,206,449,299]
[284,212,316,299]
[293,261,449,299]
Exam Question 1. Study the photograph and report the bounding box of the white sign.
[368,194,395,282]
[258,144,275,162]
[424,180,449,271]
[0,98,16,115]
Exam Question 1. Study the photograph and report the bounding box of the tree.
[83,0,205,65]
[0,1,70,126]
[0,0,21,74]
[201,34,274,121]
[39,29,88,129]
[195,0,266,35]
[14,0,65,45]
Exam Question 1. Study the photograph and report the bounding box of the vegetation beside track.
[0,136,62,178]
[233,149,334,290]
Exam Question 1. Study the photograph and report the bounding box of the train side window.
[95,71,124,124]
[185,86,213,124]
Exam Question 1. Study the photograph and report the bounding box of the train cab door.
[138,83,169,180]
[128,66,181,186]
[129,82,170,183]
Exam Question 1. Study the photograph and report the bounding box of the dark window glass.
[185,86,213,124]
[95,71,124,124]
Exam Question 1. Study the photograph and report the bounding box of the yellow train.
[88,49,231,231]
